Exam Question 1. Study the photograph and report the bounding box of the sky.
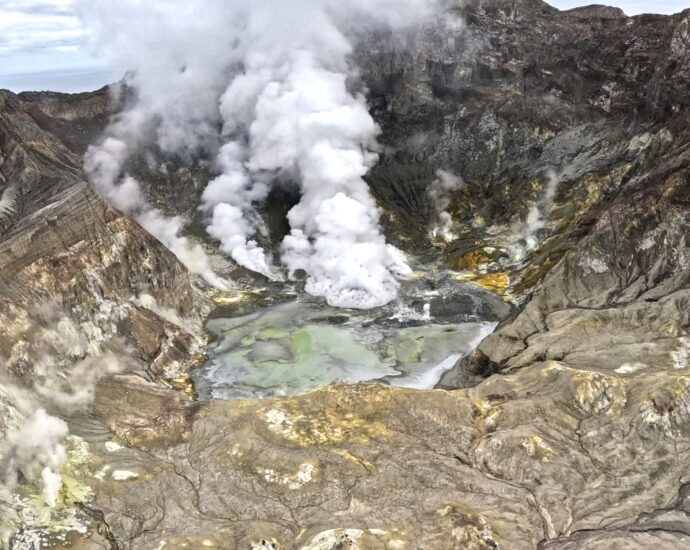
[0,0,116,92]
[0,0,688,93]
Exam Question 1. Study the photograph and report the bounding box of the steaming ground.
[77,0,437,309]
[0,349,125,541]
[193,276,504,399]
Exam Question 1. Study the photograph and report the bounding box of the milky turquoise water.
[192,298,496,399]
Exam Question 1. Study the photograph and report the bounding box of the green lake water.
[192,299,496,399]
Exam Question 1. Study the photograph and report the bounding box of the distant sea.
[0,67,117,94]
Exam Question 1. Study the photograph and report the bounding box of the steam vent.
[2,0,690,548]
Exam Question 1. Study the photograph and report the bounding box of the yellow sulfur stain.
[170,372,198,400]
[452,271,512,296]
[572,370,627,415]
[335,449,376,472]
[206,289,255,305]
[473,273,511,294]
[521,435,554,461]
[262,386,393,446]
[449,248,496,271]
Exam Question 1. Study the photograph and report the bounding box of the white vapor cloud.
[82,100,229,290]
[507,170,560,263]
[0,0,114,92]
[77,0,434,308]
[1,353,123,514]
[5,408,67,509]
[0,316,127,514]
[428,169,464,242]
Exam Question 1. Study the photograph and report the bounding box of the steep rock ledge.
[0,88,210,541]
[0,88,209,387]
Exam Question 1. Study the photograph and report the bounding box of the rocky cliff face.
[0,87,209,384]
[360,0,690,287]
[3,1,690,549]
[0,88,210,540]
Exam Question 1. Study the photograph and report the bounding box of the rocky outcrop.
[360,0,690,293]
[0,88,209,386]
[0,88,210,541]
[63,362,690,548]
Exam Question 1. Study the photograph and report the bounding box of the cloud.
[0,1,84,56]
[4,408,68,509]
[82,131,229,288]
[0,0,114,92]
[78,0,434,307]
[428,169,464,242]
[0,312,128,514]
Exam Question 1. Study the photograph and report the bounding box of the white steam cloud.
[428,169,464,242]
[77,0,436,308]
[83,130,229,290]
[507,170,560,262]
[0,303,128,518]
[5,409,67,509]
[0,354,125,515]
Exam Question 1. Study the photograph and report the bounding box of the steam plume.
[0,305,128,517]
[83,131,229,290]
[77,0,436,308]
[0,353,125,514]
[4,409,67,509]
[507,170,560,262]
[428,169,464,242]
